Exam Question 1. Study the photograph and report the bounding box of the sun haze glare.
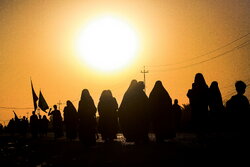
[75,16,139,72]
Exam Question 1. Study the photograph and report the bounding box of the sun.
[76,16,139,72]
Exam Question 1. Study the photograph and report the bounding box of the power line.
[0,107,33,110]
[150,40,250,72]
[222,81,250,99]
[148,33,249,67]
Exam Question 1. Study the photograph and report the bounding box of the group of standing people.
[56,79,182,146]
[27,72,249,146]
[6,116,29,136]
[62,89,119,145]
[119,80,180,143]
[187,73,249,136]
[29,111,49,138]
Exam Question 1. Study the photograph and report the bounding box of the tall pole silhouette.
[141,66,149,93]
[57,100,62,111]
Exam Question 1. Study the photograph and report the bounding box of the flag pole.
[30,78,38,112]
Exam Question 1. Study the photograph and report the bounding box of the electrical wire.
[148,33,249,67]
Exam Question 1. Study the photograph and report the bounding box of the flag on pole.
[38,90,49,112]
[13,111,19,121]
[31,80,38,111]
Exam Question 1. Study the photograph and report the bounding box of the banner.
[31,80,38,111]
[38,91,49,112]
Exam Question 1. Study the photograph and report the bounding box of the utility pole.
[57,100,62,111]
[141,66,149,93]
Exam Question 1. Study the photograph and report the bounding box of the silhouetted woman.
[63,100,78,140]
[98,90,119,142]
[118,80,138,142]
[209,81,225,131]
[149,80,173,142]
[187,73,209,133]
[134,81,150,143]
[78,89,97,146]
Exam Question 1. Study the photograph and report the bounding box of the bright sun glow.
[76,16,139,72]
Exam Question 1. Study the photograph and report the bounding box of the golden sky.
[0,0,249,124]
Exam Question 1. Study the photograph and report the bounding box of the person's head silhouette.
[129,79,138,90]
[174,99,178,105]
[66,100,73,107]
[106,90,112,97]
[138,81,145,90]
[155,80,162,87]
[210,81,218,88]
[235,80,247,95]
[53,105,57,110]
[194,73,207,86]
[80,89,90,100]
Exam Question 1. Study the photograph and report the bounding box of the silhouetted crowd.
[2,73,249,146]
[187,73,249,136]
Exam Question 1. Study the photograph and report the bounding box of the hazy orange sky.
[0,0,249,124]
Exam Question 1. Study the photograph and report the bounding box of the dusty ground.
[0,132,248,167]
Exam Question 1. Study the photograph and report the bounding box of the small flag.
[13,111,19,121]
[31,80,38,111]
[38,91,49,112]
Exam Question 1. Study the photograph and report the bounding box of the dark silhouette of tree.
[97,90,119,142]
[63,100,78,140]
[78,89,97,146]
[148,80,174,143]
